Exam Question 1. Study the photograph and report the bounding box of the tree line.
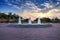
[0,12,19,23]
[0,12,60,23]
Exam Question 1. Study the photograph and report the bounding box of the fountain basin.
[7,23,52,28]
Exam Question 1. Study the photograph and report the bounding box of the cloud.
[57,2,60,5]
[5,0,60,21]
[41,2,54,9]
[20,8,60,21]
[5,0,42,14]
[5,0,21,10]
[57,0,60,1]
[18,1,43,21]
[20,1,42,13]
[47,9,60,18]
[18,1,60,21]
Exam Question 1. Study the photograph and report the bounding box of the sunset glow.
[19,8,60,21]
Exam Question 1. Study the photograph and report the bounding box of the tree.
[41,18,51,23]
[0,12,8,19]
[54,17,60,23]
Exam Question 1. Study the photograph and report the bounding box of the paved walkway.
[0,24,60,40]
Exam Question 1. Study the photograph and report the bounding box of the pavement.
[0,23,60,40]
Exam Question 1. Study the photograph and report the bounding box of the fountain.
[37,18,41,24]
[18,17,21,24]
[16,16,52,28]
[28,18,32,24]
[18,17,41,24]
[18,17,32,24]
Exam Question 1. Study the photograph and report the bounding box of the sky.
[0,0,60,21]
